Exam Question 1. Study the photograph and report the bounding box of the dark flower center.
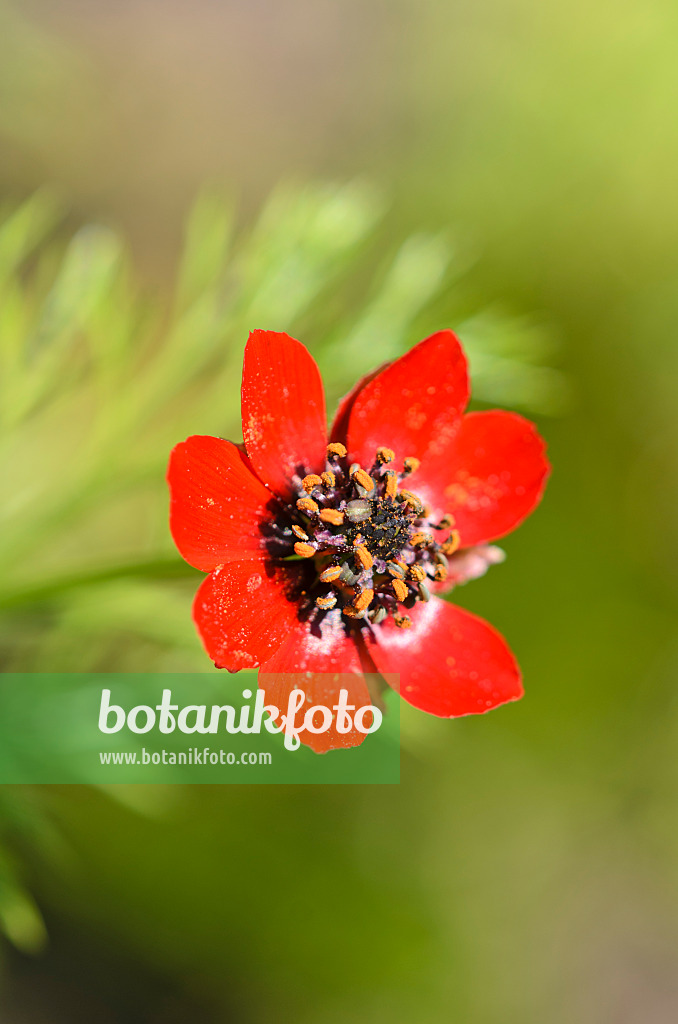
[345,499,412,560]
[266,443,459,629]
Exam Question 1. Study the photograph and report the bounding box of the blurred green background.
[1,0,677,1020]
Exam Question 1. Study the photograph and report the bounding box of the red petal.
[363,598,522,717]
[345,330,469,474]
[193,560,300,671]
[241,330,327,498]
[168,435,275,572]
[414,410,550,545]
[259,610,376,752]
[329,363,389,444]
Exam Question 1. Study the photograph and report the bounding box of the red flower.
[168,330,550,752]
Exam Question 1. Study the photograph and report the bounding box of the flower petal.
[241,330,327,498]
[259,609,376,752]
[193,560,300,671]
[329,363,388,444]
[345,330,469,474]
[363,598,522,717]
[168,435,275,572]
[413,410,550,545]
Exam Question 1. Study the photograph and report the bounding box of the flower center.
[268,443,459,629]
[345,498,412,560]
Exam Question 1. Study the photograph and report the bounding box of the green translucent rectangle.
[0,674,400,784]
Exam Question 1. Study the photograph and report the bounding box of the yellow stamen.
[296,497,319,514]
[353,588,374,612]
[302,473,322,493]
[385,470,398,500]
[327,442,347,458]
[343,606,364,619]
[316,594,337,610]
[439,513,456,529]
[409,565,426,582]
[403,457,420,475]
[376,446,395,464]
[392,578,409,602]
[321,470,336,488]
[441,530,461,555]
[292,525,308,541]
[351,467,374,491]
[399,490,424,515]
[319,508,344,526]
[394,614,412,629]
[434,564,448,582]
[354,545,373,571]
[294,542,316,558]
[319,565,342,583]
[410,531,433,547]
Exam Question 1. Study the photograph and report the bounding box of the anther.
[409,565,426,582]
[392,578,409,603]
[343,606,366,619]
[403,457,420,475]
[327,442,347,458]
[386,561,406,579]
[321,470,336,488]
[353,588,374,612]
[441,529,461,555]
[410,531,433,547]
[297,497,319,514]
[319,508,344,526]
[354,545,374,571]
[384,470,398,500]
[439,513,455,529]
[376,446,395,464]
[302,474,322,493]
[418,582,431,602]
[399,490,424,515]
[351,467,374,492]
[316,594,337,610]
[433,563,448,582]
[319,565,343,583]
[294,542,316,558]
[292,525,308,541]
[370,606,388,625]
[394,614,412,629]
